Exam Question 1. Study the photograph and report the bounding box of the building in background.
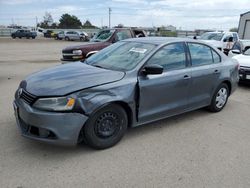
[238,11,250,39]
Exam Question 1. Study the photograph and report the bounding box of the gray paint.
[14,37,239,145]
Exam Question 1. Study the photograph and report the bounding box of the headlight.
[72,50,82,55]
[33,97,75,111]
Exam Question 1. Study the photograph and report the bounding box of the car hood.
[201,40,223,49]
[232,54,250,67]
[63,42,109,52]
[23,62,125,97]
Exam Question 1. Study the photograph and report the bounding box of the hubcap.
[95,112,120,138]
[215,88,228,109]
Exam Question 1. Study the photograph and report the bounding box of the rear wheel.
[208,83,229,112]
[82,104,128,149]
[65,37,69,41]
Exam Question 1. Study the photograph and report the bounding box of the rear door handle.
[183,75,191,80]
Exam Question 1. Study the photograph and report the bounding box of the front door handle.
[214,69,220,74]
[183,75,191,80]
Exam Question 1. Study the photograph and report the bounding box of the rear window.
[188,43,213,66]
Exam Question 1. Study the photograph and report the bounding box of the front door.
[138,42,191,124]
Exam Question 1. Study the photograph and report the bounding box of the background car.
[64,31,88,41]
[14,37,238,149]
[43,30,55,38]
[232,48,250,83]
[200,31,239,52]
[11,29,37,39]
[56,31,66,40]
[61,28,147,62]
[228,39,250,57]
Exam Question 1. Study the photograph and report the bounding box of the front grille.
[20,89,37,105]
[63,55,74,60]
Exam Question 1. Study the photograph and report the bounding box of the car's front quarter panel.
[75,77,138,126]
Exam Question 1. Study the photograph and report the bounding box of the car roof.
[124,37,199,45]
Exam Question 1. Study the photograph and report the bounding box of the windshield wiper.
[92,64,106,69]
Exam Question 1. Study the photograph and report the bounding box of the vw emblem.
[18,88,23,98]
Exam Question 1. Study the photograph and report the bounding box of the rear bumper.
[13,99,88,146]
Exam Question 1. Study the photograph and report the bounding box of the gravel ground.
[0,37,250,188]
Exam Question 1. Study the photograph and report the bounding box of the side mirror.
[142,64,163,75]
[231,49,241,54]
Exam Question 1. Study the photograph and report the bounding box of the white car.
[232,48,250,82]
[64,31,88,41]
[200,32,239,52]
[228,40,250,57]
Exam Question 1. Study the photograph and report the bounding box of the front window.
[200,33,224,41]
[91,29,115,42]
[115,30,133,41]
[244,48,250,55]
[146,43,187,71]
[85,41,156,71]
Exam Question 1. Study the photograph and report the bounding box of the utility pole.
[109,7,112,28]
[35,16,38,30]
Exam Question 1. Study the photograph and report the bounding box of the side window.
[233,33,238,42]
[116,30,132,41]
[211,50,221,63]
[188,43,213,66]
[147,43,186,71]
[223,35,233,42]
[232,42,241,51]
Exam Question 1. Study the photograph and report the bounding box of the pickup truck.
[11,29,37,39]
[61,28,147,62]
[200,31,239,54]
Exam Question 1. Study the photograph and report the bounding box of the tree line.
[37,12,98,29]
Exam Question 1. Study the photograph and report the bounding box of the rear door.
[138,42,191,123]
[187,43,222,109]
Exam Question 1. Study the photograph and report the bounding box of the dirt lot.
[0,37,250,188]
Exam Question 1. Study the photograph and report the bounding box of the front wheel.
[82,104,128,149]
[208,83,229,112]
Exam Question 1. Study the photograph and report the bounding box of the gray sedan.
[13,37,239,149]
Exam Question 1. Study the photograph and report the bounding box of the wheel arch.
[77,100,133,144]
[222,80,232,95]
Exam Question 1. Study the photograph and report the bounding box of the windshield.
[200,33,224,41]
[90,29,115,42]
[244,48,250,55]
[85,41,156,71]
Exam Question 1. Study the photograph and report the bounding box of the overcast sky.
[0,0,248,31]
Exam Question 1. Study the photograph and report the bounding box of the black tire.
[12,36,16,39]
[80,37,84,41]
[65,37,69,41]
[19,37,22,39]
[32,36,35,39]
[208,83,229,112]
[83,104,128,149]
